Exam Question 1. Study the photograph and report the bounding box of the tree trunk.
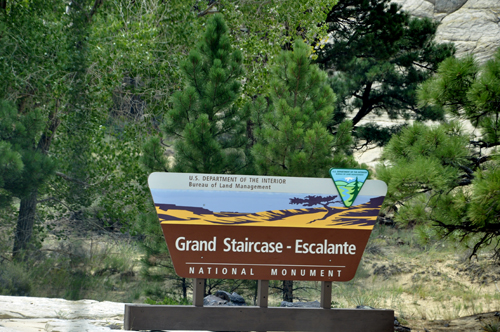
[12,190,39,260]
[11,100,60,260]
[181,277,187,299]
[253,280,258,305]
[283,280,293,302]
[351,82,374,126]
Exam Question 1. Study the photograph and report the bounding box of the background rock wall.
[393,0,500,63]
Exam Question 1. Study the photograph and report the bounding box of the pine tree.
[0,100,56,258]
[378,48,500,256]
[315,0,454,146]
[251,40,357,178]
[249,40,357,302]
[139,14,251,300]
[352,177,360,196]
[159,13,248,174]
[0,144,23,209]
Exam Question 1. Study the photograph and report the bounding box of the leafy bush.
[0,261,32,296]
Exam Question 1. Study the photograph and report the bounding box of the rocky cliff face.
[393,0,500,62]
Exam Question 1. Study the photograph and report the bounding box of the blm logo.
[329,168,369,208]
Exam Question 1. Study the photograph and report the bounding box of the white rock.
[435,0,468,14]
[44,319,120,332]
[0,319,54,332]
[392,0,435,18]
[436,9,499,42]
[0,296,124,320]
[391,0,500,62]
[0,319,122,332]
[354,146,384,169]
[0,296,210,332]
[462,0,500,10]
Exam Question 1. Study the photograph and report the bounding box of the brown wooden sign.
[148,172,387,282]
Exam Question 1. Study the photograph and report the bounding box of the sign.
[148,172,387,282]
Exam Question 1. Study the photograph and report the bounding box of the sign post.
[124,171,394,331]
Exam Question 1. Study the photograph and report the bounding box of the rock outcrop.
[0,295,130,332]
[203,291,246,306]
[280,300,321,308]
[0,295,212,332]
[393,0,500,63]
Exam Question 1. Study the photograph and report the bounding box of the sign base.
[124,304,394,331]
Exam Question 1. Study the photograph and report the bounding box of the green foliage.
[0,0,156,259]
[221,0,338,96]
[316,0,454,146]
[377,122,469,222]
[251,40,356,177]
[0,0,64,210]
[0,238,142,301]
[0,100,56,205]
[140,137,169,173]
[414,222,440,246]
[134,210,184,293]
[380,48,500,256]
[467,167,500,228]
[420,49,500,146]
[418,55,478,117]
[0,261,32,296]
[73,1,176,232]
[88,0,199,120]
[0,142,23,208]
[158,14,249,173]
[332,120,359,168]
[0,1,67,101]
[57,0,97,209]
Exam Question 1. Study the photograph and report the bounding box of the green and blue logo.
[329,168,369,208]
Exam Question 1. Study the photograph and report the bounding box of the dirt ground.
[406,311,499,332]
[357,236,500,332]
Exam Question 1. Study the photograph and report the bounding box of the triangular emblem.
[329,168,369,208]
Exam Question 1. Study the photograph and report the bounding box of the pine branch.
[470,140,500,149]
[431,218,500,237]
[0,254,11,262]
[457,178,472,186]
[37,101,61,154]
[160,138,171,148]
[89,0,103,19]
[197,1,219,17]
[55,171,88,186]
[36,196,73,212]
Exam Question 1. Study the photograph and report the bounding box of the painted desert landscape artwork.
[151,190,384,230]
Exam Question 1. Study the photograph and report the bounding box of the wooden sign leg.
[257,280,269,332]
[320,281,332,309]
[257,280,269,308]
[193,278,205,307]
